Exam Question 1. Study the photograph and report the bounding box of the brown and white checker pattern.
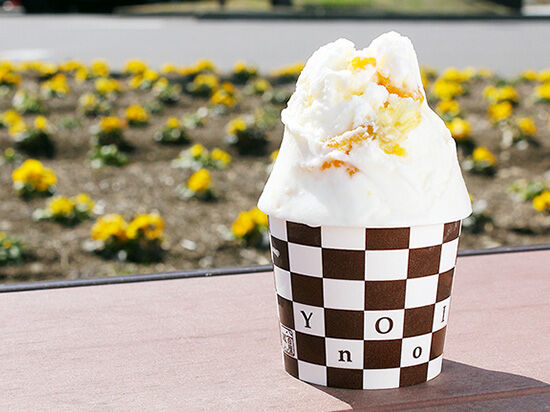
[269,216,461,390]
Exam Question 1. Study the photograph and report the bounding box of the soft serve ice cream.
[258,31,471,227]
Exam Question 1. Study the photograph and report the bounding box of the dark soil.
[0,73,549,283]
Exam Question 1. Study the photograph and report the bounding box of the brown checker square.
[296,332,326,365]
[443,221,460,243]
[326,368,363,389]
[437,268,454,302]
[287,222,321,247]
[290,273,323,307]
[364,339,402,369]
[271,236,289,271]
[400,363,428,387]
[283,353,299,378]
[430,326,447,360]
[277,295,294,329]
[407,246,442,278]
[403,304,435,338]
[322,249,365,280]
[366,227,410,250]
[364,280,406,310]
[324,309,364,339]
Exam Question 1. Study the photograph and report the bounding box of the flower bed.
[0,59,549,282]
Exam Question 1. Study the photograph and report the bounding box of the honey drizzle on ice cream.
[321,55,423,172]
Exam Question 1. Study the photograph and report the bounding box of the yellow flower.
[154,77,169,90]
[90,59,109,78]
[126,214,165,240]
[270,150,279,162]
[190,144,205,158]
[532,190,550,212]
[211,148,232,165]
[446,118,471,140]
[253,79,271,93]
[231,211,255,238]
[431,79,464,100]
[41,73,69,95]
[226,118,247,135]
[8,120,27,136]
[166,117,181,129]
[128,75,142,89]
[75,193,95,212]
[221,81,235,94]
[249,207,268,227]
[488,101,513,123]
[95,77,121,95]
[59,59,84,73]
[75,68,89,82]
[436,100,460,116]
[271,62,305,77]
[484,85,518,104]
[538,69,550,83]
[12,159,57,192]
[188,169,211,193]
[1,109,22,126]
[520,69,538,81]
[473,147,497,166]
[210,90,236,107]
[34,115,48,131]
[233,60,248,73]
[48,196,76,217]
[535,82,550,101]
[440,67,469,83]
[161,63,178,74]
[194,59,217,73]
[143,69,158,83]
[125,104,149,123]
[123,59,147,75]
[193,73,219,89]
[100,116,124,132]
[517,117,537,136]
[91,214,127,242]
[79,93,97,107]
[476,68,493,79]
[2,240,12,249]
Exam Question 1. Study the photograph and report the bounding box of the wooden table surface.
[1,251,549,411]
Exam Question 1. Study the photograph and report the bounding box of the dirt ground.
[0,73,549,283]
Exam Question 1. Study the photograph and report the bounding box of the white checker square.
[288,243,323,277]
[405,275,439,309]
[364,309,405,340]
[323,279,365,310]
[321,226,365,250]
[274,266,292,301]
[427,355,443,381]
[440,238,459,273]
[433,297,451,332]
[293,302,325,336]
[401,333,432,367]
[365,249,409,280]
[298,361,327,386]
[409,224,444,248]
[325,338,364,369]
[269,216,287,241]
[363,368,400,389]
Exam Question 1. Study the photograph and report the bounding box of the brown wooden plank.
[0,251,549,410]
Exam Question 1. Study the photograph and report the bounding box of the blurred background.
[0,0,549,283]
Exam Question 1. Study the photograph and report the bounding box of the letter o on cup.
[413,346,422,359]
[375,317,394,335]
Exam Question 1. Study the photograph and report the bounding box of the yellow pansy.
[100,116,124,132]
[95,77,121,95]
[1,109,22,126]
[190,144,205,158]
[473,147,497,166]
[517,117,537,136]
[161,63,178,74]
[231,211,255,238]
[126,214,165,240]
[226,118,247,135]
[79,93,97,107]
[8,120,27,136]
[535,82,550,101]
[187,169,211,193]
[210,90,236,107]
[34,116,48,131]
[90,59,110,78]
[166,117,181,129]
[431,79,464,100]
[249,207,268,227]
[12,159,57,192]
[446,118,471,140]
[123,59,147,75]
[193,73,219,89]
[532,190,550,212]
[211,148,232,165]
[125,104,149,123]
[91,214,127,242]
[436,100,460,116]
[488,101,513,123]
[75,193,95,211]
[194,58,217,73]
[253,79,271,93]
[271,62,305,77]
[48,196,76,217]
[520,69,538,81]
[538,69,550,83]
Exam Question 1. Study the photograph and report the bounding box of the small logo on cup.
[280,324,296,357]
[272,248,280,258]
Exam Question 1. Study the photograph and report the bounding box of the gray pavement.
[0,15,549,74]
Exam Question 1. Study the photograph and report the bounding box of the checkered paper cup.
[268,216,461,389]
